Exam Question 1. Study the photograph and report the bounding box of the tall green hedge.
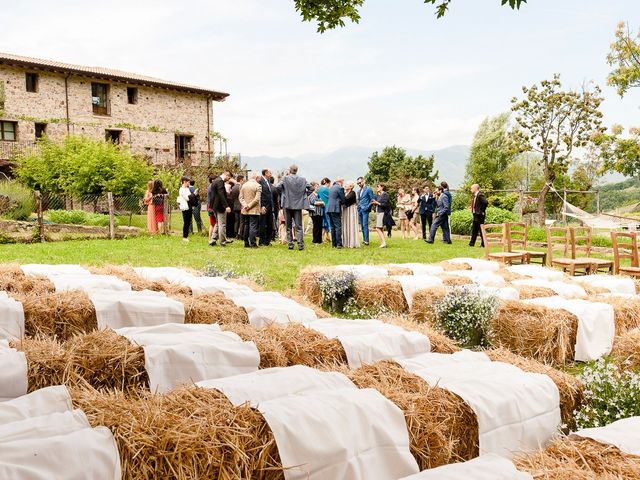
[449,207,518,235]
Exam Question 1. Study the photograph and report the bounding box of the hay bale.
[489,301,578,366]
[409,286,450,323]
[71,386,284,480]
[0,263,55,294]
[295,267,333,306]
[354,278,408,312]
[384,315,460,354]
[10,336,69,392]
[90,265,192,296]
[439,261,472,271]
[348,361,478,469]
[613,328,640,371]
[581,283,611,296]
[514,436,640,479]
[177,292,250,326]
[384,265,413,276]
[592,296,640,333]
[485,348,584,428]
[439,275,473,287]
[18,290,97,339]
[224,322,347,369]
[512,284,556,299]
[283,290,331,318]
[497,268,528,282]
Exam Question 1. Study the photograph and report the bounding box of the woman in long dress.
[397,189,412,239]
[143,180,158,234]
[408,187,421,240]
[341,180,360,248]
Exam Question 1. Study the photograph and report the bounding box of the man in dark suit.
[469,183,489,247]
[326,177,346,248]
[259,169,274,246]
[230,175,244,239]
[209,170,232,247]
[426,185,452,244]
[276,164,312,250]
[417,186,436,240]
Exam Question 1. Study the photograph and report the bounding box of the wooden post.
[562,189,567,225]
[35,190,44,242]
[596,190,601,215]
[518,188,524,220]
[107,192,116,239]
[163,194,170,235]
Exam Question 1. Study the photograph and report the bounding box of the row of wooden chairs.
[479,223,640,276]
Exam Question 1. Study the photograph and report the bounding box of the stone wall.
[0,218,140,242]
[0,64,216,165]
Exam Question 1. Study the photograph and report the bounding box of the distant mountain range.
[243,145,470,188]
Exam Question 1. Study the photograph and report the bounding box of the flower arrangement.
[433,286,499,347]
[574,358,640,429]
[317,271,356,313]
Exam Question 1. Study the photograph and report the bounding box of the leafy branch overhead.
[293,0,527,33]
[607,21,640,97]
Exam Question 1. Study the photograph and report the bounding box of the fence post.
[35,190,44,242]
[107,192,116,239]
[163,194,170,235]
[596,190,600,215]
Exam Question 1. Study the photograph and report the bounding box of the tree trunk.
[537,183,551,227]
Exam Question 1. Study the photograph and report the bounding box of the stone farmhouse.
[0,52,229,174]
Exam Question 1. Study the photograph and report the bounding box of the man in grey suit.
[276,164,312,250]
[326,177,346,248]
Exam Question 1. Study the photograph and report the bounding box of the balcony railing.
[0,140,37,161]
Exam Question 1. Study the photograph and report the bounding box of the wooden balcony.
[0,140,38,163]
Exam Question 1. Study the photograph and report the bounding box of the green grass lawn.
[0,232,485,291]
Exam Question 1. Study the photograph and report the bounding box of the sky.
[1,0,639,157]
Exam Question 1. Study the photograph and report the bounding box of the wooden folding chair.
[481,223,525,265]
[506,222,547,265]
[570,226,613,274]
[546,226,592,275]
[611,231,640,277]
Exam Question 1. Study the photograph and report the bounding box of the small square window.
[105,129,122,144]
[26,73,39,93]
[127,87,138,104]
[35,123,47,139]
[0,121,17,141]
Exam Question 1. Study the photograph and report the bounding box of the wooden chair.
[546,226,593,275]
[481,223,525,265]
[505,222,546,265]
[570,226,613,274]
[611,231,640,277]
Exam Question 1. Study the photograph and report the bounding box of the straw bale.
[439,261,472,271]
[385,265,413,276]
[0,263,55,294]
[409,286,450,323]
[89,265,164,292]
[70,386,284,480]
[384,315,460,354]
[283,290,331,318]
[295,267,334,305]
[224,322,347,369]
[613,328,640,371]
[10,336,69,392]
[581,283,611,296]
[17,290,97,339]
[485,348,584,427]
[348,361,478,469]
[353,278,408,312]
[514,436,640,479]
[591,295,640,333]
[497,268,528,282]
[489,301,578,366]
[439,274,473,287]
[512,284,556,299]
[176,292,250,326]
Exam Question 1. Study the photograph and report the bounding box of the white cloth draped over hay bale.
[0,292,25,340]
[200,365,419,480]
[134,266,255,296]
[571,275,637,295]
[0,385,121,480]
[47,274,131,293]
[445,270,506,288]
[88,289,185,330]
[570,417,640,456]
[305,317,431,368]
[506,265,566,281]
[448,258,500,271]
[397,351,561,457]
[116,323,260,393]
[389,264,445,276]
[391,275,445,309]
[335,264,389,279]
[512,279,587,299]
[0,340,27,401]
[524,297,615,362]
[229,292,318,327]
[21,264,91,277]
[399,453,533,480]
[475,285,520,301]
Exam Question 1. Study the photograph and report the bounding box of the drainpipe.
[64,74,70,134]
[206,96,212,164]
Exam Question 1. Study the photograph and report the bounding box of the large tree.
[591,125,640,178]
[509,74,604,225]
[607,21,640,98]
[293,0,527,33]
[464,112,518,190]
[365,146,438,185]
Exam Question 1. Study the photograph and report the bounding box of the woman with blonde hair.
[397,188,412,239]
[341,180,360,248]
[408,187,421,240]
[143,180,158,234]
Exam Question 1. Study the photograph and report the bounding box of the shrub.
[0,180,35,221]
[449,206,518,235]
[574,358,640,429]
[488,193,518,211]
[46,209,113,227]
[433,286,499,347]
[451,191,471,212]
[317,271,356,313]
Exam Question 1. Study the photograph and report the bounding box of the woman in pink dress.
[143,180,158,234]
